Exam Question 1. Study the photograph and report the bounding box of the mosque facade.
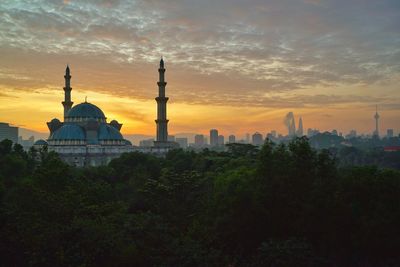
[39,65,132,167]
[35,59,176,166]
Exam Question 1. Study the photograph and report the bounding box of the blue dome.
[99,124,123,140]
[66,102,106,119]
[34,139,48,145]
[124,139,132,145]
[51,124,85,140]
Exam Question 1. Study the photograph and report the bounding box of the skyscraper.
[210,129,218,147]
[284,112,296,137]
[228,135,236,143]
[373,105,380,137]
[155,58,169,146]
[296,117,303,136]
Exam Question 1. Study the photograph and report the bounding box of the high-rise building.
[252,132,263,146]
[387,129,394,138]
[332,129,338,136]
[271,130,277,138]
[0,122,18,144]
[210,129,218,147]
[296,117,303,136]
[228,135,236,143]
[194,134,205,147]
[176,137,188,148]
[285,112,296,137]
[373,105,380,137]
[218,135,225,146]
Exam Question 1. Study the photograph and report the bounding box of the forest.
[1,137,400,267]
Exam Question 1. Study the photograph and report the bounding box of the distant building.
[228,135,236,143]
[252,132,263,146]
[194,134,205,147]
[210,129,218,147]
[218,135,225,146]
[387,129,394,138]
[140,139,155,147]
[266,133,274,140]
[296,117,303,136]
[307,128,320,137]
[373,105,380,137]
[168,135,175,142]
[346,130,357,139]
[332,130,338,136]
[19,135,35,150]
[271,130,277,138]
[176,137,188,148]
[0,122,18,144]
[245,133,250,144]
[285,112,296,137]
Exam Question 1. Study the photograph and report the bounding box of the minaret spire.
[62,65,73,120]
[155,57,169,145]
[374,105,380,137]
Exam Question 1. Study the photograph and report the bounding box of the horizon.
[0,0,399,137]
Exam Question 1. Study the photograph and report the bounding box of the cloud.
[0,0,399,110]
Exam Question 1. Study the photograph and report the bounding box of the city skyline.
[0,0,399,136]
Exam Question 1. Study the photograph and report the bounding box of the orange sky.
[0,0,399,138]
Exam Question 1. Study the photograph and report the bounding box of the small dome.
[50,124,85,140]
[98,124,123,140]
[66,102,106,120]
[34,139,48,145]
[124,139,132,146]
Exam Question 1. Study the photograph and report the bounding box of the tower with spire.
[154,58,169,146]
[374,105,380,137]
[62,65,73,119]
[296,116,304,136]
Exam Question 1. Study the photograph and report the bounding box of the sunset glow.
[0,0,399,137]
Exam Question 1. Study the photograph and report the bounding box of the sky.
[0,0,399,137]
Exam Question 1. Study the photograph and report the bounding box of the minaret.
[374,105,380,137]
[62,65,73,119]
[155,58,169,144]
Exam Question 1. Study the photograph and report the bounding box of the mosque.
[35,59,175,166]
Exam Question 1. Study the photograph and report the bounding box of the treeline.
[1,138,400,266]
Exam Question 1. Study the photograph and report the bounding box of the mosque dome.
[66,102,106,121]
[98,124,123,140]
[34,139,48,146]
[124,140,132,146]
[50,124,86,140]
[50,118,61,124]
